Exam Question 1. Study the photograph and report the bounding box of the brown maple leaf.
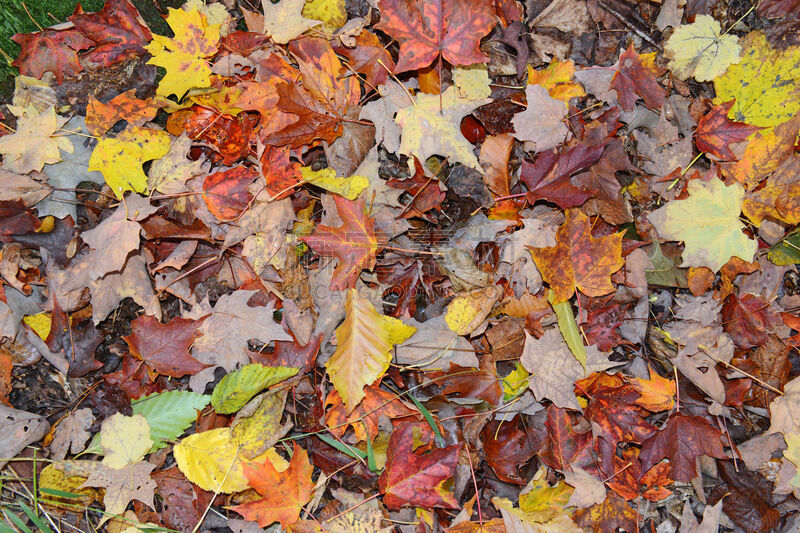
[123,315,208,378]
[302,196,384,291]
[375,0,495,73]
[610,44,667,111]
[528,209,624,303]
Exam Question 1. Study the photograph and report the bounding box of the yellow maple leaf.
[0,106,73,174]
[88,125,171,198]
[665,15,740,82]
[326,289,416,412]
[395,86,490,171]
[527,60,586,101]
[145,7,221,98]
[714,32,800,128]
[302,0,346,28]
[262,0,319,44]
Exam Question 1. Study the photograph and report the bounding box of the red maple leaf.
[521,144,602,209]
[202,167,258,221]
[696,101,763,160]
[12,29,94,83]
[302,196,384,291]
[639,414,728,482]
[378,422,462,509]
[375,0,495,73]
[610,44,667,111]
[123,315,209,378]
[69,0,152,68]
[721,293,780,349]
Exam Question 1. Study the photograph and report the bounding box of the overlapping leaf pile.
[2,0,800,531]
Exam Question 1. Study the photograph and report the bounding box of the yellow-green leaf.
[145,7,221,98]
[548,289,587,368]
[665,15,740,82]
[502,363,530,401]
[23,312,51,341]
[714,32,800,128]
[211,364,298,414]
[88,125,171,198]
[648,178,757,272]
[300,167,369,200]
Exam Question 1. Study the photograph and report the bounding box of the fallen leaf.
[261,0,319,44]
[124,315,208,378]
[85,90,160,137]
[11,29,94,82]
[68,0,152,68]
[211,364,298,414]
[665,15,741,81]
[325,385,417,442]
[100,413,153,469]
[50,408,94,460]
[511,85,569,152]
[611,44,667,111]
[0,107,73,174]
[695,101,762,161]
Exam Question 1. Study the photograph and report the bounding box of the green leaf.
[768,228,800,266]
[86,390,210,454]
[548,289,586,368]
[211,364,298,414]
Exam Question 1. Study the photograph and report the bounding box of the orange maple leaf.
[528,209,624,304]
[229,443,313,528]
[630,367,676,412]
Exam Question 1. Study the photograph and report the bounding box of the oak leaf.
[124,315,208,378]
[324,289,415,412]
[528,209,624,303]
[11,29,94,83]
[695,101,762,161]
[0,107,73,174]
[639,414,728,481]
[230,442,314,528]
[88,125,171,198]
[665,15,741,81]
[375,0,495,73]
[145,7,221,98]
[379,422,462,509]
[302,196,382,291]
[648,178,757,272]
[610,44,667,111]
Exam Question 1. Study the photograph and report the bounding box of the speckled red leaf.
[259,145,303,200]
[69,0,151,68]
[12,29,94,82]
[302,196,383,291]
[202,166,258,221]
[639,414,728,482]
[721,293,779,349]
[538,404,596,473]
[696,101,762,160]
[185,106,255,165]
[376,0,495,73]
[123,315,208,378]
[610,44,667,111]
[85,89,160,137]
[378,422,462,509]
[581,297,630,351]
[580,383,656,446]
[388,158,446,219]
[606,448,672,501]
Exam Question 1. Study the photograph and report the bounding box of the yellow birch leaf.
[88,125,171,198]
[665,15,741,82]
[300,167,369,200]
[302,0,347,28]
[145,7,221,98]
[326,289,415,412]
[173,427,287,493]
[100,413,152,469]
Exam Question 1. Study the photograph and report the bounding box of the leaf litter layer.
[1,0,800,532]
